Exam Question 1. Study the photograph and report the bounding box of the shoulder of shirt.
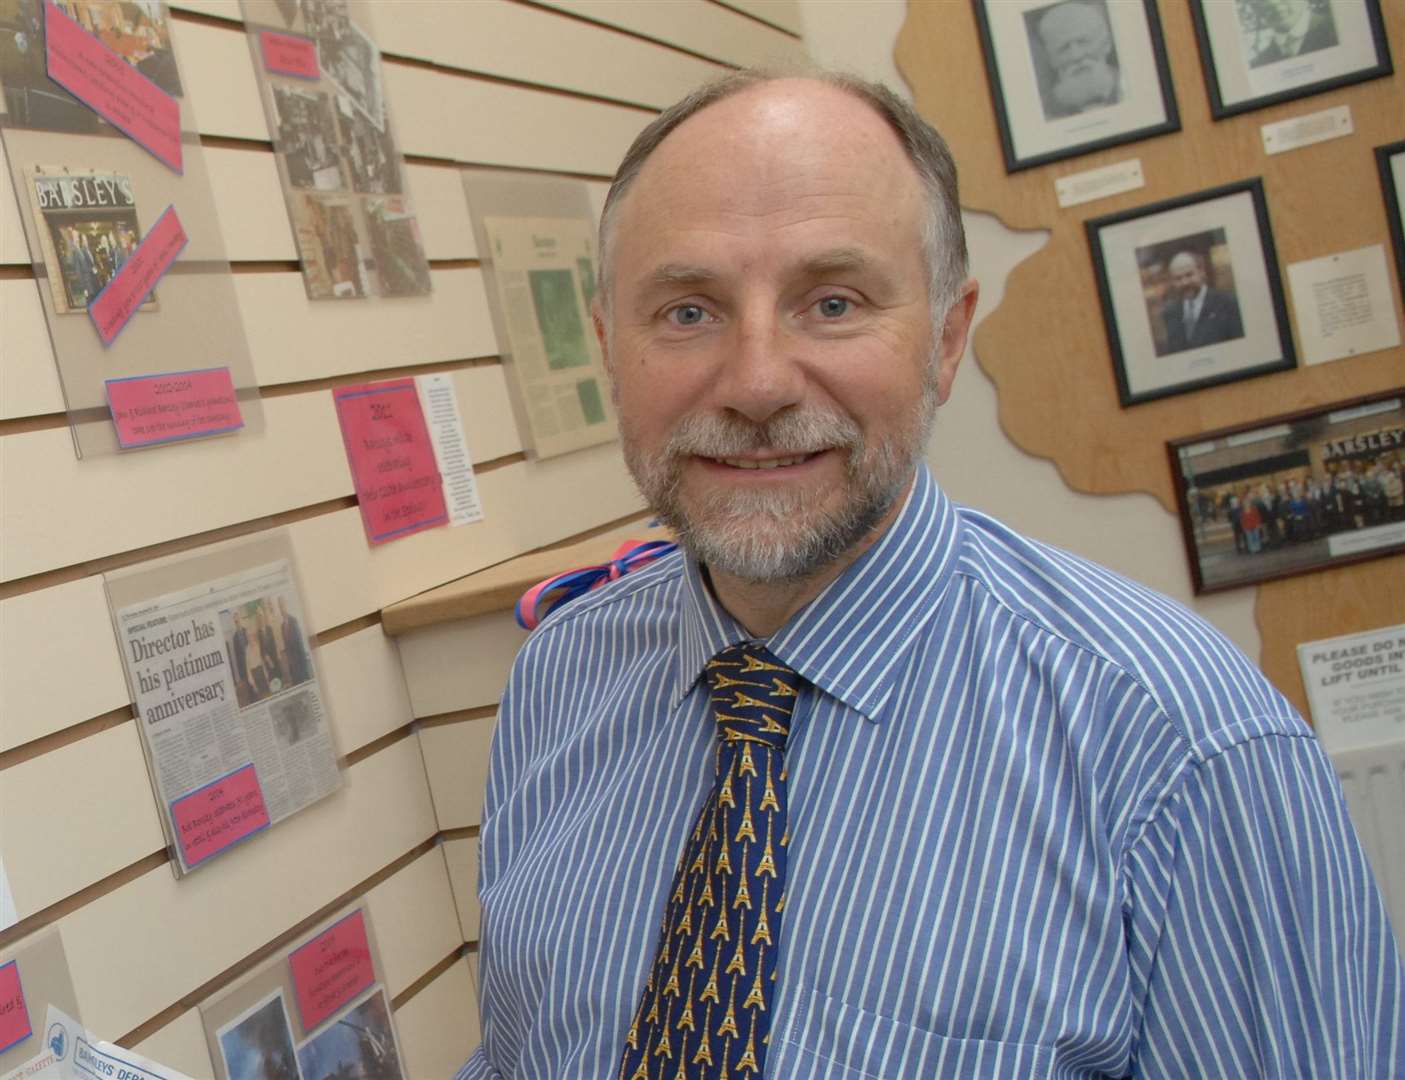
[517,548,687,650]
[947,503,1308,758]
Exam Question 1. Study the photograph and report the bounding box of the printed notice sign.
[169,763,271,869]
[0,962,31,1056]
[1300,623,1405,754]
[259,31,319,80]
[1287,245,1401,366]
[416,374,484,526]
[89,205,187,345]
[106,367,244,449]
[288,909,375,1033]
[43,0,183,173]
[333,379,448,544]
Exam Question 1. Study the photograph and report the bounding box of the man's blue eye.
[672,305,705,325]
[817,297,849,317]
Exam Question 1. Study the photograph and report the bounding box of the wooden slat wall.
[0,2,803,1074]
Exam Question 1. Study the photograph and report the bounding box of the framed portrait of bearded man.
[972,0,1179,172]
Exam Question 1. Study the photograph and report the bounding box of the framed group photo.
[1379,140,1405,304]
[1190,0,1392,119]
[1087,179,1295,406]
[971,0,1179,172]
[1169,390,1405,594]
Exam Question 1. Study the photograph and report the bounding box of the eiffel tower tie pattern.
[618,643,805,1079]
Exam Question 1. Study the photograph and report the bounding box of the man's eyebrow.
[645,264,719,289]
[798,248,875,276]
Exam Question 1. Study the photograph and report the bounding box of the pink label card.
[106,367,244,450]
[44,0,183,173]
[0,961,31,1055]
[89,204,187,346]
[170,763,270,869]
[288,909,375,1033]
[333,379,448,545]
[259,30,319,79]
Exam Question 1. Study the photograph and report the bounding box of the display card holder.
[102,530,342,879]
[463,170,619,461]
[0,0,262,458]
[198,904,408,1080]
[0,928,82,1077]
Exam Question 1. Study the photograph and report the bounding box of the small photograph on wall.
[1087,179,1295,406]
[291,191,368,298]
[1169,390,1405,594]
[1190,0,1392,119]
[972,0,1178,172]
[296,988,404,1080]
[217,991,300,1080]
[1379,140,1405,304]
[271,85,347,191]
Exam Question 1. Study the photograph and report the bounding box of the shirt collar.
[674,464,963,723]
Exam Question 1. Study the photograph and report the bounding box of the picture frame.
[1378,140,1405,305]
[1168,389,1405,594]
[1189,0,1392,120]
[971,0,1179,173]
[1086,179,1296,406]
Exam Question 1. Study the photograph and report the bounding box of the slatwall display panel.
[364,846,464,999]
[535,0,805,68]
[398,610,527,720]
[173,18,267,141]
[0,445,639,753]
[318,624,417,755]
[720,0,805,36]
[1334,741,1405,937]
[443,837,481,943]
[419,716,496,831]
[132,1008,214,1080]
[1,365,522,583]
[397,957,482,1077]
[51,737,435,1037]
[366,0,726,108]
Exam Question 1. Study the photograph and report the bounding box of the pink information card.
[170,763,270,869]
[89,204,187,346]
[44,0,183,173]
[259,30,320,79]
[288,910,375,1032]
[106,367,244,450]
[0,961,31,1056]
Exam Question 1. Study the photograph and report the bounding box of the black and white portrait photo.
[1024,0,1123,120]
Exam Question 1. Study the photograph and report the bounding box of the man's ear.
[934,278,979,405]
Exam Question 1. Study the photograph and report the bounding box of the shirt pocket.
[773,988,1054,1080]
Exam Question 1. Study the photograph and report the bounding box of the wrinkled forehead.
[1039,2,1109,47]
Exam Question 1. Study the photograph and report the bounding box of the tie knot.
[706,643,804,751]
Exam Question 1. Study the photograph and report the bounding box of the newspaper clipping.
[112,558,340,876]
[482,214,618,459]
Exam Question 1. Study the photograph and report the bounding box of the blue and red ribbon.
[516,539,677,630]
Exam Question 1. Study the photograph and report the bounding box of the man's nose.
[713,312,805,424]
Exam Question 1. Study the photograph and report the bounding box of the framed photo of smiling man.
[972,0,1179,172]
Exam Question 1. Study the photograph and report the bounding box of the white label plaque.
[1054,159,1145,208]
[1261,105,1352,155]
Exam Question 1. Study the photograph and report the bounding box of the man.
[1034,1,1121,118]
[1246,0,1338,68]
[458,71,1403,1078]
[1159,250,1244,354]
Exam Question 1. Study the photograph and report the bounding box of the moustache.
[661,408,863,459]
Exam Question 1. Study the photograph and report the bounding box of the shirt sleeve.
[1125,728,1405,1077]
[453,1048,503,1080]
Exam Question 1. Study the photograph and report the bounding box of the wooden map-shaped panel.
[895,2,1403,717]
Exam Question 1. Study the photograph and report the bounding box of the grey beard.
[624,402,930,584]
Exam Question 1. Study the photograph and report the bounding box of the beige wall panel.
[364,847,462,996]
[418,715,495,830]
[318,624,415,756]
[1,723,164,920]
[290,445,641,631]
[2,269,500,418]
[237,269,499,386]
[722,0,804,36]
[383,65,647,174]
[0,282,60,421]
[442,837,480,943]
[172,19,267,141]
[0,577,126,751]
[0,142,25,264]
[369,0,725,108]
[396,957,480,1077]
[405,164,481,261]
[1,365,524,582]
[170,0,238,21]
[55,737,435,1036]
[397,610,525,719]
[133,1008,215,1080]
[534,0,805,68]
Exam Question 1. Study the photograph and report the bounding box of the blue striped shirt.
[457,466,1404,1078]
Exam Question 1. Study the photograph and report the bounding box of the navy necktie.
[619,642,805,1078]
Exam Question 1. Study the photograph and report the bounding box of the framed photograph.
[972,0,1179,172]
[1169,389,1405,594]
[1379,140,1405,304]
[1087,179,1295,406]
[1190,0,1392,119]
